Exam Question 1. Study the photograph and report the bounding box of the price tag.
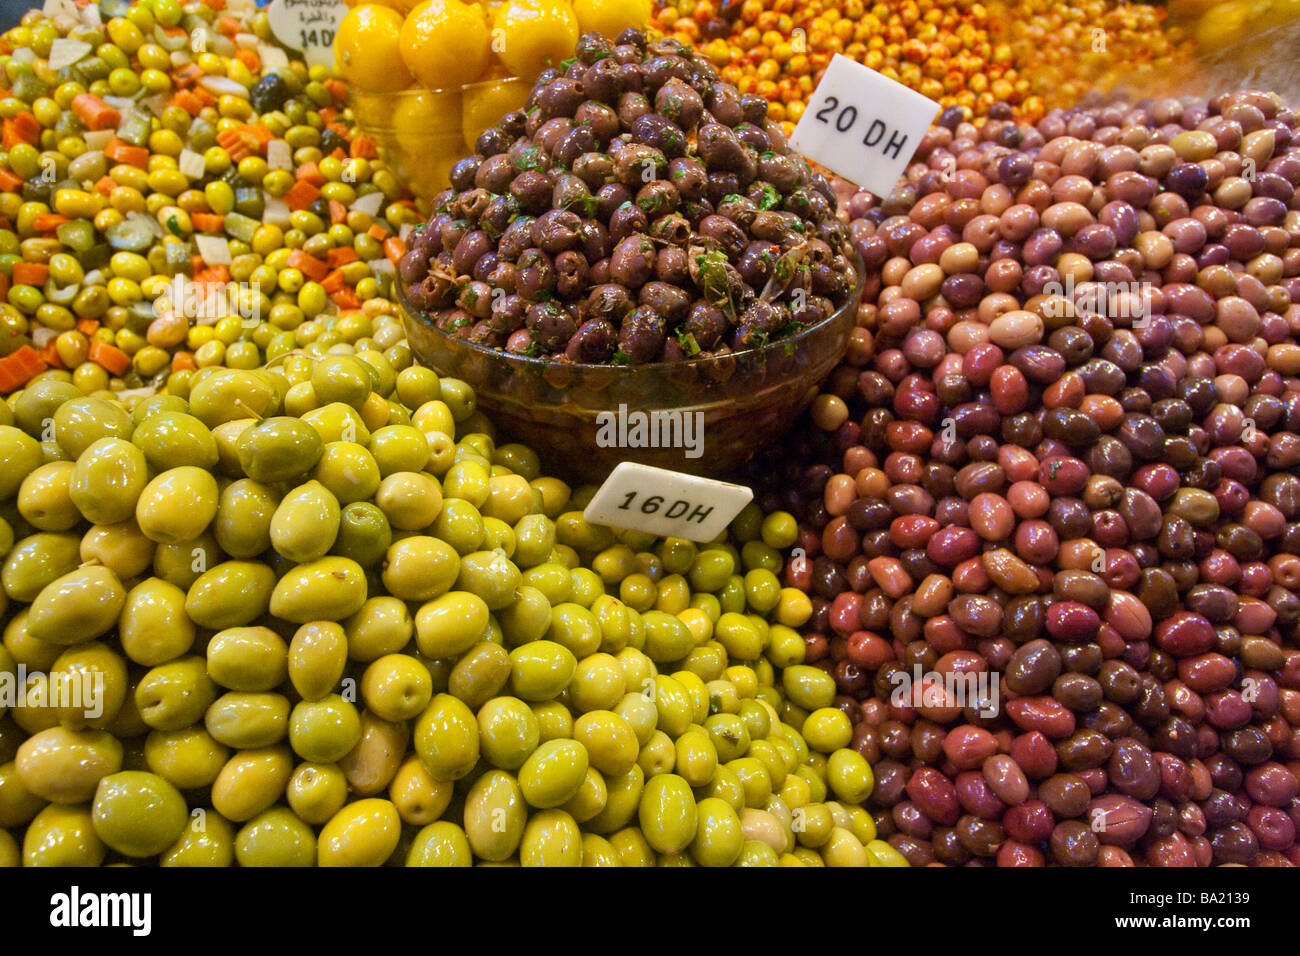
[583,463,753,544]
[267,0,347,70]
[789,53,941,198]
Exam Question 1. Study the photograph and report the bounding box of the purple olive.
[564,318,618,363]
[683,300,728,349]
[639,281,691,321]
[699,214,748,258]
[574,101,620,144]
[707,82,744,126]
[631,113,688,157]
[497,217,537,261]
[668,156,708,200]
[583,283,633,324]
[655,77,704,131]
[656,245,690,284]
[582,58,624,103]
[515,248,556,300]
[617,305,667,363]
[535,209,582,253]
[510,170,555,214]
[475,154,515,194]
[554,250,589,299]
[449,156,482,192]
[636,180,680,218]
[609,234,657,289]
[595,182,632,220]
[525,301,576,352]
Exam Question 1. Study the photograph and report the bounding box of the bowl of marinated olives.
[396,29,863,480]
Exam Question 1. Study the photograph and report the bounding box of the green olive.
[691,796,743,867]
[406,820,471,866]
[81,520,155,579]
[781,664,836,711]
[121,578,195,666]
[286,761,349,824]
[573,710,639,777]
[497,585,551,646]
[333,500,392,566]
[0,425,44,500]
[519,738,589,809]
[235,806,318,867]
[585,764,644,834]
[52,395,132,460]
[210,746,293,822]
[2,532,80,603]
[18,461,80,531]
[508,640,576,702]
[317,798,400,867]
[521,562,572,606]
[639,775,702,858]
[186,560,276,629]
[0,759,44,827]
[91,770,188,857]
[381,535,458,601]
[615,692,659,748]
[205,691,290,749]
[455,549,521,610]
[447,641,510,709]
[569,652,626,713]
[135,465,220,544]
[236,416,324,483]
[314,440,381,503]
[152,530,222,590]
[270,479,340,563]
[414,590,490,659]
[431,497,484,555]
[581,832,620,867]
[206,627,288,692]
[340,596,410,662]
[187,369,280,428]
[389,755,452,826]
[49,641,127,729]
[512,514,556,569]
[270,556,367,622]
[160,811,235,867]
[520,808,582,866]
[547,602,601,658]
[135,656,218,731]
[288,621,348,701]
[144,727,229,790]
[214,479,278,558]
[68,437,148,525]
[638,729,676,777]
[131,411,218,471]
[610,827,655,866]
[463,769,526,861]
[369,425,429,476]
[414,694,478,782]
[288,694,362,762]
[476,696,540,770]
[675,725,719,788]
[26,565,126,646]
[374,470,442,531]
[311,355,373,408]
[826,747,874,805]
[15,726,123,803]
[362,653,432,722]
[338,711,409,796]
[640,609,695,664]
[23,804,106,867]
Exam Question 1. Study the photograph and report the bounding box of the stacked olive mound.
[398,30,857,365]
[0,346,895,867]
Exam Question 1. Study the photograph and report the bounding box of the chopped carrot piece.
[105,138,150,168]
[236,47,260,72]
[40,341,63,370]
[172,63,204,88]
[6,112,40,146]
[195,266,230,287]
[350,135,378,160]
[0,274,9,302]
[0,168,22,193]
[241,124,273,148]
[383,236,406,263]
[288,250,329,283]
[217,15,241,36]
[169,89,205,115]
[94,175,116,195]
[191,212,226,233]
[171,351,197,373]
[11,262,49,287]
[326,79,347,103]
[75,317,99,336]
[31,214,69,233]
[88,341,130,376]
[71,94,120,131]
[295,162,325,187]
[320,269,347,294]
[0,346,48,392]
[367,223,389,241]
[318,107,337,125]
[283,180,321,211]
[327,247,359,267]
[328,200,347,225]
[330,287,362,310]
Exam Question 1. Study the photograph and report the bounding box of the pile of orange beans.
[651,0,1194,128]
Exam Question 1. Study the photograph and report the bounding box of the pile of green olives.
[0,342,903,867]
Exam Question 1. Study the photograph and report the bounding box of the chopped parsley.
[677,330,701,356]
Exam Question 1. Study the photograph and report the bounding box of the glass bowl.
[349,78,531,201]
[395,255,865,483]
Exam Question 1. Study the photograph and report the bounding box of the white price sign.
[583,463,753,544]
[789,53,941,198]
[267,0,347,70]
